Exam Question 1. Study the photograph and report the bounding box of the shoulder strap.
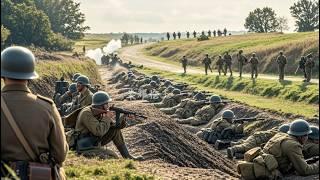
[1,96,37,161]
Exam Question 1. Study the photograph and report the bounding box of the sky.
[75,0,298,33]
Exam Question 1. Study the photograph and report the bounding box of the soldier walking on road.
[1,46,68,179]
[223,28,227,36]
[223,52,233,76]
[186,31,190,38]
[304,54,315,82]
[296,56,307,78]
[213,30,216,37]
[181,56,188,74]
[249,53,259,79]
[237,50,247,78]
[208,30,212,37]
[193,31,197,38]
[276,51,287,81]
[216,55,225,76]
[202,54,212,75]
[166,32,170,40]
[173,32,177,40]
[83,45,86,54]
[177,32,181,39]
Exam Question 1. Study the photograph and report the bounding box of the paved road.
[119,43,319,84]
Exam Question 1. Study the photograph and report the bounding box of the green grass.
[136,66,319,118]
[74,34,112,53]
[65,152,155,180]
[144,32,319,76]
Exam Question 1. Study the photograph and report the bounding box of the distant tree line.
[1,0,89,50]
[245,0,319,33]
[121,33,143,45]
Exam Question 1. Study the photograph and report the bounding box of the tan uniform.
[216,57,225,75]
[276,55,287,80]
[1,84,68,166]
[172,99,206,119]
[178,105,222,126]
[232,129,277,153]
[303,140,319,159]
[154,94,182,108]
[223,54,233,76]
[263,133,319,175]
[69,88,93,113]
[304,57,315,82]
[75,106,126,158]
[249,57,259,78]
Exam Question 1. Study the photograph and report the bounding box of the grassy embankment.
[73,33,113,53]
[144,32,319,77]
[136,66,318,118]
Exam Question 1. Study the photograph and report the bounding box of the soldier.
[223,28,227,36]
[75,91,142,160]
[186,31,190,38]
[53,76,69,105]
[202,54,212,75]
[72,73,82,82]
[304,54,315,82]
[1,46,68,179]
[140,37,143,44]
[177,32,181,39]
[140,80,158,94]
[166,32,170,40]
[171,96,208,119]
[177,95,224,126]
[237,50,248,78]
[154,89,185,108]
[193,31,197,38]
[303,126,319,159]
[216,55,225,76]
[261,119,319,176]
[296,56,307,78]
[173,32,177,40]
[196,110,244,144]
[208,30,211,37]
[249,53,259,79]
[181,56,188,73]
[223,52,233,76]
[276,51,287,81]
[213,30,216,37]
[56,83,78,115]
[101,54,109,65]
[227,124,290,159]
[83,45,86,54]
[68,75,93,114]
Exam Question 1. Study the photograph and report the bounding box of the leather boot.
[117,144,143,161]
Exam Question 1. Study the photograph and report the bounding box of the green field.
[144,32,319,77]
[136,66,319,118]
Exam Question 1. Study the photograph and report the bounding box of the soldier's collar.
[1,84,31,93]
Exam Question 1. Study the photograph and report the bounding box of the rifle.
[233,117,265,124]
[306,156,319,164]
[294,65,300,75]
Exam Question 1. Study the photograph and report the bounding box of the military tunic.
[216,57,225,75]
[223,54,233,76]
[249,57,259,78]
[178,105,221,126]
[237,54,247,77]
[202,57,212,75]
[303,140,319,159]
[276,55,287,80]
[304,57,315,82]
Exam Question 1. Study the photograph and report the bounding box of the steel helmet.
[278,123,290,133]
[172,89,181,95]
[167,85,174,92]
[1,46,39,79]
[194,92,206,101]
[210,95,222,103]
[76,75,90,86]
[287,119,312,136]
[150,81,157,87]
[144,78,151,84]
[72,73,82,81]
[308,126,319,140]
[164,80,172,87]
[68,83,77,93]
[222,110,235,120]
[92,91,112,105]
[151,75,159,82]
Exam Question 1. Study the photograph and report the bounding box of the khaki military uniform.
[303,140,319,159]
[140,84,156,94]
[263,133,319,175]
[224,54,233,76]
[75,106,126,158]
[238,54,247,77]
[232,130,277,154]
[304,57,315,82]
[216,57,225,75]
[1,84,68,166]
[69,88,93,114]
[178,105,222,126]
[276,55,287,80]
[172,99,206,119]
[249,57,259,78]
[154,94,181,108]
[202,57,212,75]
[181,58,188,73]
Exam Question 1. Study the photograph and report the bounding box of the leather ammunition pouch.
[6,161,52,180]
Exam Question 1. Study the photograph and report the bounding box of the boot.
[117,144,143,161]
[227,147,234,159]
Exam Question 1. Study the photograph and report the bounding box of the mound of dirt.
[123,120,239,177]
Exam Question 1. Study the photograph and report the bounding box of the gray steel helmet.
[172,89,181,95]
[151,75,159,82]
[1,46,39,79]
[167,85,174,92]
[144,78,151,84]
[287,119,312,136]
[278,123,290,133]
[222,110,235,120]
[210,95,222,103]
[164,80,172,87]
[72,73,82,81]
[76,75,90,86]
[150,81,157,87]
[68,83,77,93]
[193,92,206,101]
[92,91,112,105]
[127,71,133,75]
[309,126,319,140]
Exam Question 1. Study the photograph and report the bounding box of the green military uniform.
[171,99,207,119]
[223,53,233,76]
[202,56,212,75]
[304,56,315,82]
[276,54,287,81]
[262,133,319,175]
[249,55,259,79]
[237,51,247,78]
[181,57,188,73]
[154,93,182,108]
[216,56,225,76]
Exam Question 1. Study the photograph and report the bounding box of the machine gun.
[109,106,147,127]
[306,156,319,164]
[233,117,265,124]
